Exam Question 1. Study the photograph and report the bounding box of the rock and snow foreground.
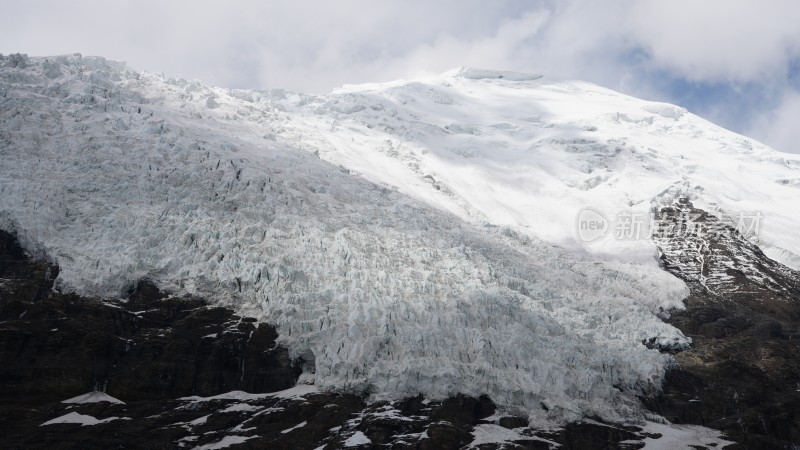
[1,54,799,428]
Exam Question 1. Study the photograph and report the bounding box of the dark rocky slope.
[648,200,800,448]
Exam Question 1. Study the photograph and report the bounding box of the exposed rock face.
[649,200,800,448]
[0,230,302,404]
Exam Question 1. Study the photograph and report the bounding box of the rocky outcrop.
[648,200,800,448]
[0,230,301,404]
[0,228,302,447]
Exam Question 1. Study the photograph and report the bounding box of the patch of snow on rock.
[40,412,128,426]
[343,431,372,447]
[192,435,256,450]
[62,391,125,405]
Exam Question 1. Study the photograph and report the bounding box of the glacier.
[2,54,798,426]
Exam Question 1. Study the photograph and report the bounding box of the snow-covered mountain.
[1,54,798,432]
[274,67,800,271]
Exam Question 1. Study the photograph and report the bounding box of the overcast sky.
[2,0,799,153]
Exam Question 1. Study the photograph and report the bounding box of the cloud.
[1,0,799,152]
[0,0,544,90]
[628,1,800,83]
[747,89,800,154]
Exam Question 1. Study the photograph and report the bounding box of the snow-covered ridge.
[2,54,785,425]
[451,67,543,81]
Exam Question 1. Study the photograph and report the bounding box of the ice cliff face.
[1,54,797,425]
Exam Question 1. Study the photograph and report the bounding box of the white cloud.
[628,1,800,82]
[0,0,549,91]
[747,89,800,154]
[1,0,799,152]
[4,1,799,89]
